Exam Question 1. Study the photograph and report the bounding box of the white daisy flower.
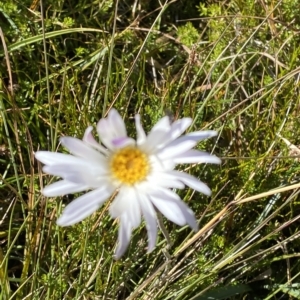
[35,109,220,258]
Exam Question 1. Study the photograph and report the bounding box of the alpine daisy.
[35,109,220,258]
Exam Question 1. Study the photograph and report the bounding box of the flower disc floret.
[110,147,150,185]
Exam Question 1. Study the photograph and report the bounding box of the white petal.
[111,137,135,148]
[108,108,127,137]
[141,116,171,151]
[150,188,198,230]
[169,170,212,196]
[115,212,132,259]
[83,126,108,154]
[125,192,141,229]
[60,137,106,163]
[135,114,147,145]
[143,118,192,151]
[109,188,128,218]
[56,186,113,226]
[150,116,171,133]
[157,140,196,160]
[42,180,88,196]
[172,150,221,164]
[150,194,186,226]
[142,129,169,153]
[173,199,198,231]
[147,172,185,189]
[97,109,127,150]
[109,187,140,224]
[149,154,176,171]
[35,151,84,166]
[139,194,158,252]
[185,130,218,141]
[152,187,182,201]
[169,118,192,140]
[43,164,106,188]
[173,131,218,145]
[96,119,113,149]
[43,164,87,178]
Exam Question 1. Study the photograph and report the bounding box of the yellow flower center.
[109,147,150,185]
